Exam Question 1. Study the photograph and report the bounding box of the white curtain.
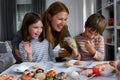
[83,0,95,30]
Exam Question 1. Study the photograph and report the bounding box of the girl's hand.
[23,41,32,55]
[85,40,96,55]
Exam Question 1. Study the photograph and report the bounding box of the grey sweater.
[19,39,55,62]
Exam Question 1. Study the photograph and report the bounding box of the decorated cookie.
[55,72,67,80]
[46,77,54,80]
[31,65,41,69]
[46,70,57,78]
[74,61,83,65]
[64,61,73,67]
[36,68,44,73]
[34,73,46,80]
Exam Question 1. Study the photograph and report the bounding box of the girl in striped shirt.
[19,12,54,62]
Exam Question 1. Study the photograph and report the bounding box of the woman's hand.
[64,37,81,60]
[64,37,77,49]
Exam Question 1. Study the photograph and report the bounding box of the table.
[1,61,118,80]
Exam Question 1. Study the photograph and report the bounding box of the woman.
[42,1,80,60]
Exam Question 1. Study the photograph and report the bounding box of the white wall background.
[46,0,95,36]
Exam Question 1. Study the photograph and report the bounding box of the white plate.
[67,75,93,80]
[13,65,29,73]
[87,61,116,77]
[54,60,92,69]
[64,60,92,68]
[13,62,53,73]
[67,71,95,80]
[87,61,109,68]
[60,60,92,68]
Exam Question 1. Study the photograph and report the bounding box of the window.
[16,0,33,30]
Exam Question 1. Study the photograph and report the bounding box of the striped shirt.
[74,34,105,61]
[19,39,54,62]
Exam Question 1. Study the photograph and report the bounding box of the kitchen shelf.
[95,0,120,60]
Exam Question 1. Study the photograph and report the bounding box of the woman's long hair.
[42,1,69,48]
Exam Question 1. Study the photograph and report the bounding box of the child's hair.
[20,12,45,42]
[85,13,107,34]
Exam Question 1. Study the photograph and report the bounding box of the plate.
[67,71,95,80]
[13,65,29,73]
[69,60,92,67]
[13,62,53,73]
[87,61,109,68]
[64,60,92,68]
[54,60,92,69]
[67,75,95,80]
[86,61,116,77]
